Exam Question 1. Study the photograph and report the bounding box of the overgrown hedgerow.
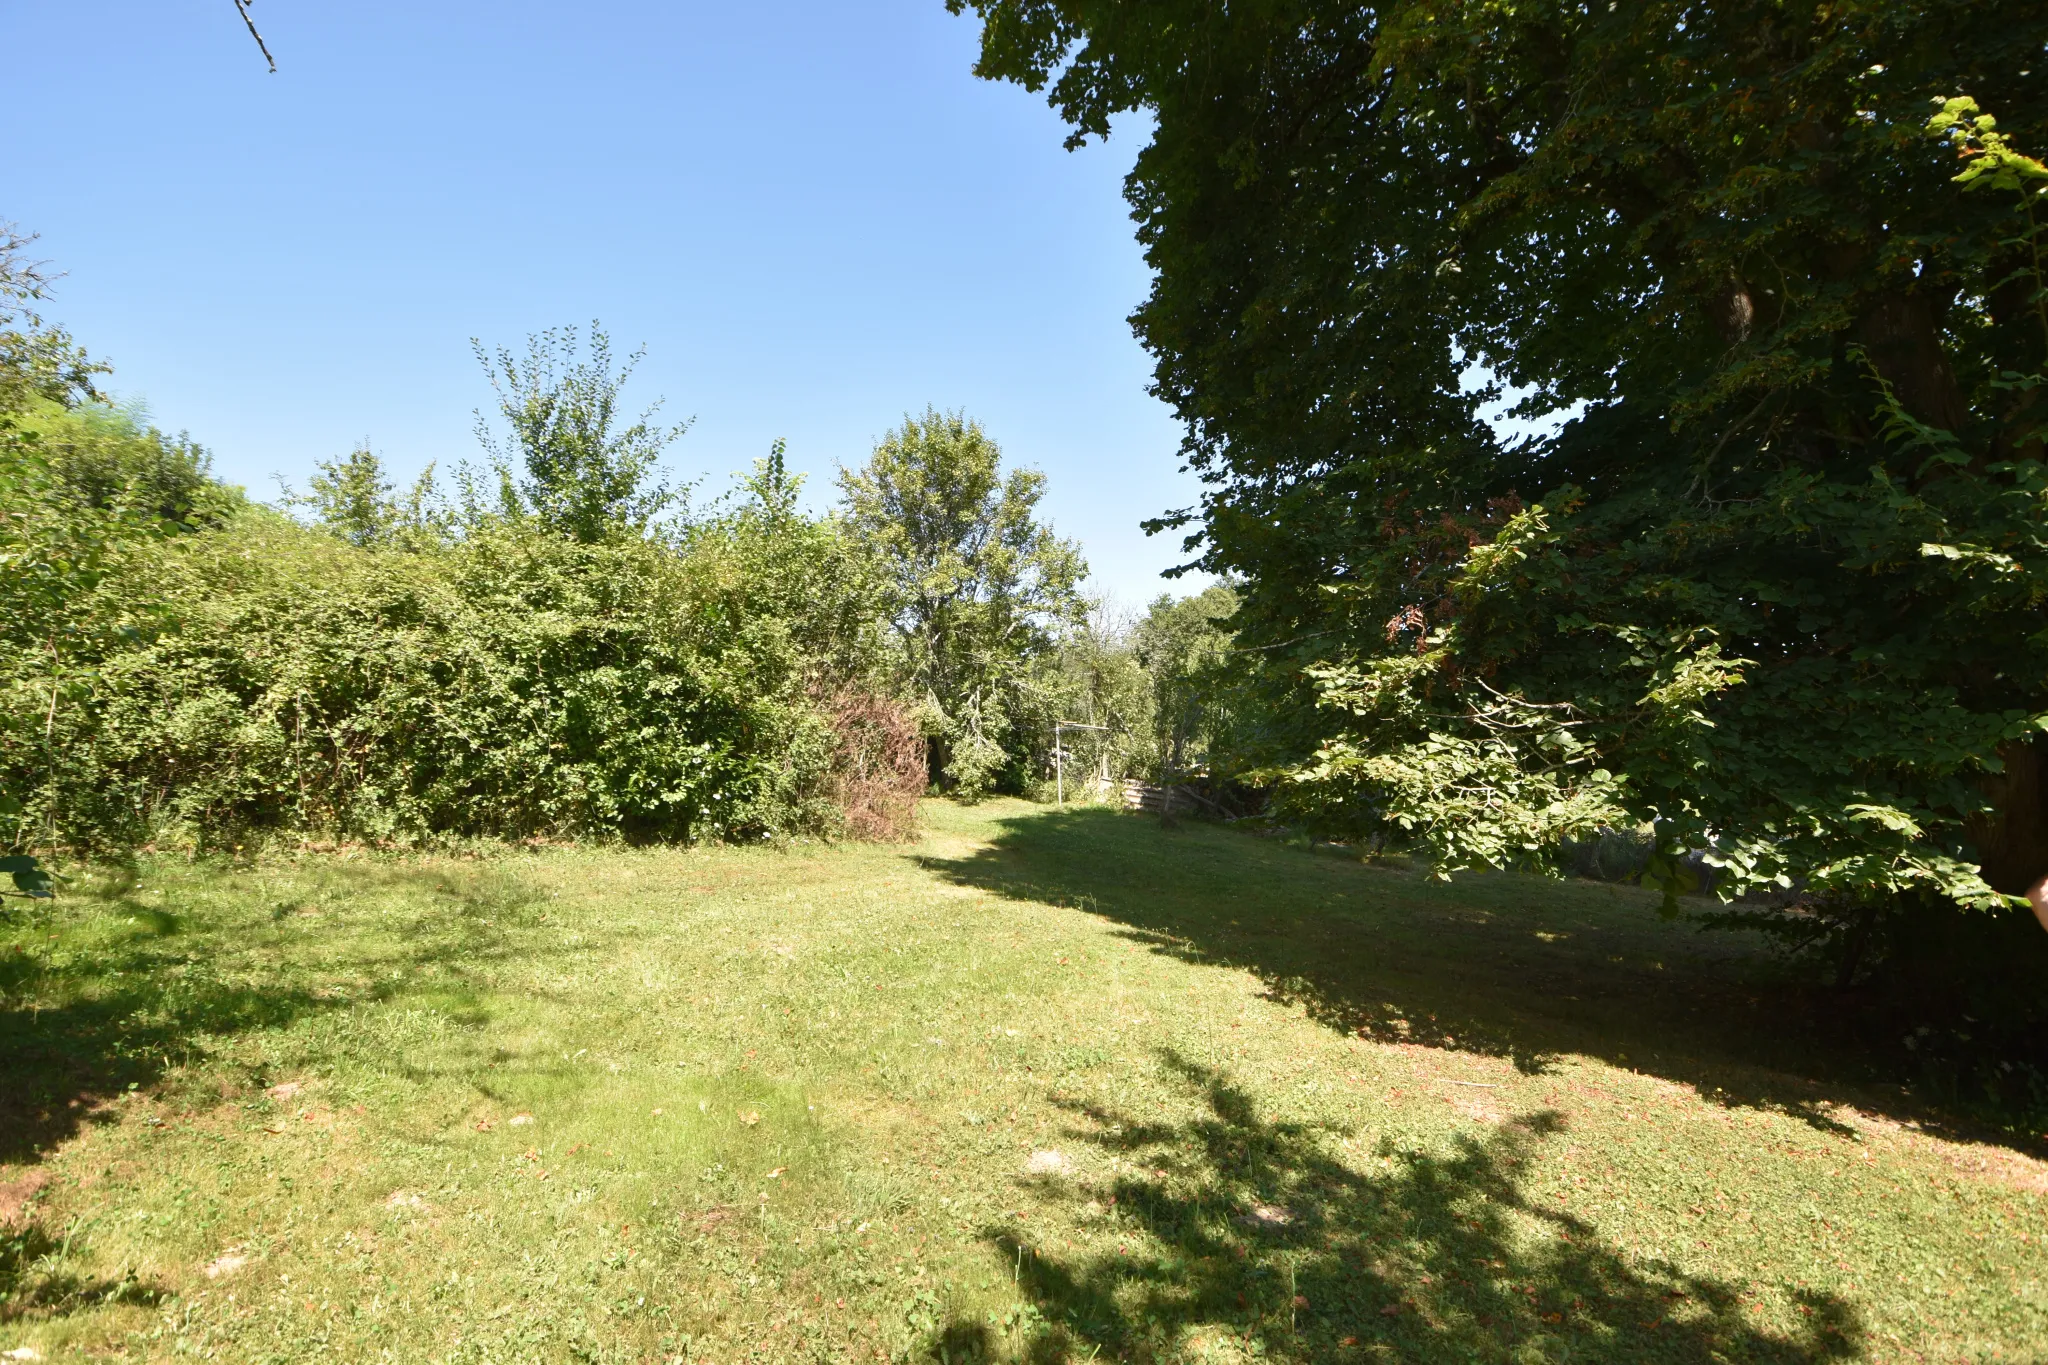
[8,510,860,850]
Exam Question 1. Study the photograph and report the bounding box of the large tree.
[839,408,1086,796]
[952,2,2048,932]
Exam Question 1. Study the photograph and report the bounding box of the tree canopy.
[1135,584,1239,781]
[953,0,2048,919]
[468,325,687,543]
[839,408,1087,796]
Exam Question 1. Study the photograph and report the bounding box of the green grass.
[1,800,2043,1363]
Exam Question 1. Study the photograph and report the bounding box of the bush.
[0,297,913,851]
[3,478,915,851]
[5,515,829,848]
[820,689,926,841]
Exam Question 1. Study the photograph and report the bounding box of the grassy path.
[1,800,2042,1362]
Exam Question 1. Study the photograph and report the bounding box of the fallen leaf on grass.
[508,1113,534,1127]
[738,1110,760,1127]
[265,1081,304,1101]
[766,1167,785,1179]
[474,1118,496,1132]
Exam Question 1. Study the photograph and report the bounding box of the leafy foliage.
[282,442,439,549]
[955,0,2048,930]
[3,507,847,849]
[467,324,687,543]
[0,229,232,851]
[1,353,907,851]
[0,224,104,417]
[839,408,1087,797]
[0,256,923,852]
[1133,584,1239,782]
[1027,606,1154,794]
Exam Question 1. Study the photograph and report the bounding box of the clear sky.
[7,0,1206,606]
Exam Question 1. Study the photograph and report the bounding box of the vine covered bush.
[0,290,907,849]
[16,514,846,849]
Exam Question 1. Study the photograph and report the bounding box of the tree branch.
[232,0,276,72]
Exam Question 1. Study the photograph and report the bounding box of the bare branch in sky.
[232,0,276,72]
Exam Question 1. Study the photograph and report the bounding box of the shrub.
[820,689,926,841]
[1,493,920,851]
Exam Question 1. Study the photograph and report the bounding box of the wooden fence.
[1119,780,1229,817]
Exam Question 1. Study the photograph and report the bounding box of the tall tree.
[469,324,687,543]
[953,1,2048,934]
[839,408,1086,796]
[1135,584,1238,782]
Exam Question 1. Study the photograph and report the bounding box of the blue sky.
[8,0,1206,605]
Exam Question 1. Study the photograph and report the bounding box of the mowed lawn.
[1,801,2043,1363]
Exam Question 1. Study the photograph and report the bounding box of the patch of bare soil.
[0,1170,50,1227]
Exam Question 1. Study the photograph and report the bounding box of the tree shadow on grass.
[1,1220,169,1326]
[917,806,2016,1151]
[0,857,551,1332]
[930,1053,1856,1363]
[0,859,543,1167]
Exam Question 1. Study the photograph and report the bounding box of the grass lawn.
[1,799,2043,1363]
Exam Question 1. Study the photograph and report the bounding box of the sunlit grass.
[1,800,2042,1362]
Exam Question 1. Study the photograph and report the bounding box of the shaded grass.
[916,807,2004,1141]
[0,801,2040,1362]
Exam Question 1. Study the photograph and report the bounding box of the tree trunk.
[1834,900,1881,990]
[1857,289,1967,436]
[1966,738,2048,925]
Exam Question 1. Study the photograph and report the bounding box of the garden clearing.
[1,800,2042,1362]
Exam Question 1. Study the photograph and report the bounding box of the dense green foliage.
[840,408,1088,796]
[0,231,1221,848]
[954,1,2048,934]
[4,446,892,849]
[281,442,438,549]
[1133,584,1241,781]
[465,325,687,542]
[0,238,918,849]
